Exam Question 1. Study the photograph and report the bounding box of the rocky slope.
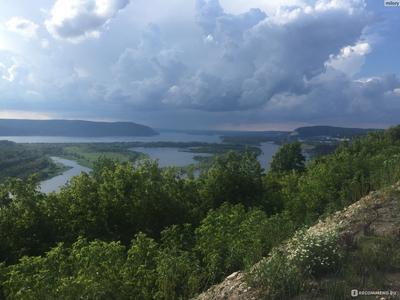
[194,182,400,300]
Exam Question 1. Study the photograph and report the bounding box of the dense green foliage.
[0,127,400,299]
[270,142,305,174]
[0,141,63,182]
[249,226,342,299]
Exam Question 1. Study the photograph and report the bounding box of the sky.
[0,0,399,131]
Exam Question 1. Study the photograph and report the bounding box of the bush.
[287,227,342,277]
[249,248,302,299]
[2,238,127,300]
[270,142,305,174]
[123,233,159,300]
[156,248,202,300]
[249,226,342,299]
[199,152,264,208]
[195,204,271,284]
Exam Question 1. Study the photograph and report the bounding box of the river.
[40,157,91,194]
[7,132,279,193]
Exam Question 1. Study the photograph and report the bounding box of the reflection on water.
[40,157,91,194]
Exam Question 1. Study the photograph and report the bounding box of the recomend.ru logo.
[351,289,359,297]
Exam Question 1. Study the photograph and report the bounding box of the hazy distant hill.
[293,125,380,139]
[0,119,158,137]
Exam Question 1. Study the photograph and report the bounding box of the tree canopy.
[1,126,400,299]
[270,142,305,174]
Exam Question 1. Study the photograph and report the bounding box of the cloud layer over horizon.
[0,0,399,130]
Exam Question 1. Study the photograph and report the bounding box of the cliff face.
[194,183,400,300]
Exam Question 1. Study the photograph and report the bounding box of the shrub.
[287,227,342,277]
[195,203,272,284]
[249,226,342,299]
[2,238,127,300]
[199,152,264,208]
[249,248,302,299]
[123,233,159,300]
[156,248,202,300]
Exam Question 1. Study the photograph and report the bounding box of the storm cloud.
[1,0,400,129]
[108,0,394,116]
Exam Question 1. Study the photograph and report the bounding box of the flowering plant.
[287,226,342,277]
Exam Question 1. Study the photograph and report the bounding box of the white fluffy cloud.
[45,0,131,42]
[5,17,39,39]
[326,42,371,76]
[220,0,305,14]
[0,57,31,84]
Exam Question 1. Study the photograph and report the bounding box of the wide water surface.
[133,142,280,170]
[2,132,221,144]
[14,132,280,192]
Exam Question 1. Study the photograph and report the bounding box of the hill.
[219,126,379,146]
[195,183,400,299]
[293,125,379,139]
[0,119,158,137]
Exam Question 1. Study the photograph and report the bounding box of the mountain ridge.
[292,125,381,139]
[0,119,158,137]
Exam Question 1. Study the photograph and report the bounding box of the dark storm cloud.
[100,0,400,125]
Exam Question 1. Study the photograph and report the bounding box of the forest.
[0,141,65,182]
[1,126,400,299]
